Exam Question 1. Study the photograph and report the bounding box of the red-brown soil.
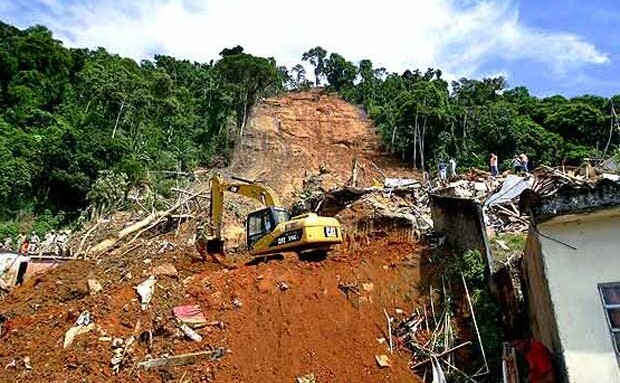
[0,90,424,382]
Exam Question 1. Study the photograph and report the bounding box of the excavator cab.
[246,207,290,249]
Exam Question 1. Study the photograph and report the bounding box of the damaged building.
[520,180,620,382]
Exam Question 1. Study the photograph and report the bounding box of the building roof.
[520,179,620,224]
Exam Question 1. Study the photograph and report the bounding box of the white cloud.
[4,0,610,81]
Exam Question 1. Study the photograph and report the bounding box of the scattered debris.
[375,354,392,368]
[158,240,175,254]
[296,373,316,383]
[136,276,156,310]
[4,359,15,369]
[137,348,228,370]
[110,336,135,374]
[232,298,242,308]
[383,309,393,354]
[177,322,203,342]
[173,304,208,328]
[278,281,289,291]
[63,311,95,348]
[337,282,360,299]
[361,282,374,292]
[23,357,31,370]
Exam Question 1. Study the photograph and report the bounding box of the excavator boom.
[209,173,280,240]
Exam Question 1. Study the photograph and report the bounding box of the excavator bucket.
[196,236,226,264]
[206,238,225,254]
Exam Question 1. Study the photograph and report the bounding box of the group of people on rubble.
[438,157,457,180]
[490,153,529,176]
[437,152,530,180]
[1,230,69,256]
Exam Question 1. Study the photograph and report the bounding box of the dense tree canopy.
[0,21,282,227]
[0,22,618,232]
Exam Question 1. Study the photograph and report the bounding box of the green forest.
[0,22,618,232]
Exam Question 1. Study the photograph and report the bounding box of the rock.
[153,263,178,277]
[87,279,103,295]
[375,354,391,368]
[64,322,95,348]
[278,281,289,291]
[361,282,374,292]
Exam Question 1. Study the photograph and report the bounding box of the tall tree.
[302,46,327,86]
[215,50,280,136]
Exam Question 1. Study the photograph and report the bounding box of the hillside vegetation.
[0,22,618,232]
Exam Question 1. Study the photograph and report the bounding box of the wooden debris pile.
[70,187,210,259]
[389,276,489,382]
[532,164,619,196]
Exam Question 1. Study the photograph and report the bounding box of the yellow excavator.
[197,173,342,259]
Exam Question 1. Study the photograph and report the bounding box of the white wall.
[538,208,620,382]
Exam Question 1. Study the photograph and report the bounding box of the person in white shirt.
[449,157,457,177]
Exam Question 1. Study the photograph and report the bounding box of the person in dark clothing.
[512,155,522,174]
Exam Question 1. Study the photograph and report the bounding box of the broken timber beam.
[137,348,228,370]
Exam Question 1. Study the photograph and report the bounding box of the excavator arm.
[209,173,280,241]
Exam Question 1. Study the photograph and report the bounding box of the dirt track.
[0,91,423,382]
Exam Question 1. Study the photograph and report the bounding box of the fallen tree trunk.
[88,188,207,256]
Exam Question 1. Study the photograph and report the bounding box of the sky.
[1,0,618,97]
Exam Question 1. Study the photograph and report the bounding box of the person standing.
[43,231,55,254]
[16,231,26,251]
[449,157,457,177]
[490,153,499,176]
[29,231,40,255]
[56,231,68,256]
[520,153,529,173]
[512,155,522,174]
[19,239,29,255]
[438,160,448,180]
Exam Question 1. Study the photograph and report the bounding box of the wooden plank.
[137,349,227,370]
